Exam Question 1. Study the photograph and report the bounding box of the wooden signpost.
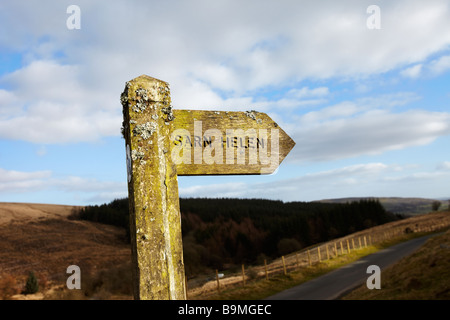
[121,75,295,300]
[170,109,295,175]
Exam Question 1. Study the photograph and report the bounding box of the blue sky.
[1,0,450,205]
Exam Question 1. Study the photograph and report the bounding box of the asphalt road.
[265,234,436,300]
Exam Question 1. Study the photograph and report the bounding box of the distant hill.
[0,202,80,224]
[316,197,448,216]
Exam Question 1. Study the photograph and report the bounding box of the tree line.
[75,197,400,277]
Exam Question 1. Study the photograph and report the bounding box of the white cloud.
[1,1,450,144]
[0,60,122,143]
[0,167,126,202]
[2,1,450,206]
[5,2,450,87]
[0,89,21,117]
[300,92,422,124]
[291,108,450,162]
[0,1,448,154]
[356,92,421,108]
[180,182,247,198]
[437,161,450,170]
[428,55,450,76]
[400,55,450,79]
[0,168,51,192]
[179,162,450,202]
[287,87,330,99]
[0,168,51,183]
[52,176,125,193]
[401,64,423,78]
[300,101,361,123]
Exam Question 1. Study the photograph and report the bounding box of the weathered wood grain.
[122,75,185,300]
[170,109,295,175]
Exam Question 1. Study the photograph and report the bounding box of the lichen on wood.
[122,75,185,300]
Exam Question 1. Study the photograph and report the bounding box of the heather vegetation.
[75,197,399,277]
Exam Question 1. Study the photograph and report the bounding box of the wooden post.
[334,242,338,257]
[122,75,185,300]
[242,264,246,286]
[264,259,269,280]
[307,250,311,266]
[296,253,300,269]
[326,245,330,260]
[216,269,221,293]
[352,238,355,250]
[340,241,344,255]
[121,75,297,300]
[282,256,287,275]
[364,236,367,248]
[358,237,362,249]
[317,247,321,262]
[346,239,350,254]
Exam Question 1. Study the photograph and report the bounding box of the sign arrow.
[170,109,295,175]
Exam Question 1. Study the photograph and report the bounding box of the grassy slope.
[193,246,381,300]
[191,229,450,300]
[189,210,450,300]
[342,229,450,300]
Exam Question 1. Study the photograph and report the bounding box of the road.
[265,234,435,300]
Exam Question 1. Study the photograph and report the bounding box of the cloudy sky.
[1,0,450,205]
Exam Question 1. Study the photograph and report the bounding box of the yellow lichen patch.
[169,109,295,175]
[122,75,185,300]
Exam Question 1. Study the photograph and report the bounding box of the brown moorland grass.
[1,202,449,300]
[0,202,132,299]
[0,202,79,224]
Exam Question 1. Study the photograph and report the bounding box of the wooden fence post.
[264,259,269,280]
[317,247,321,262]
[282,256,287,275]
[216,269,221,293]
[122,75,185,300]
[307,250,312,266]
[242,264,246,286]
